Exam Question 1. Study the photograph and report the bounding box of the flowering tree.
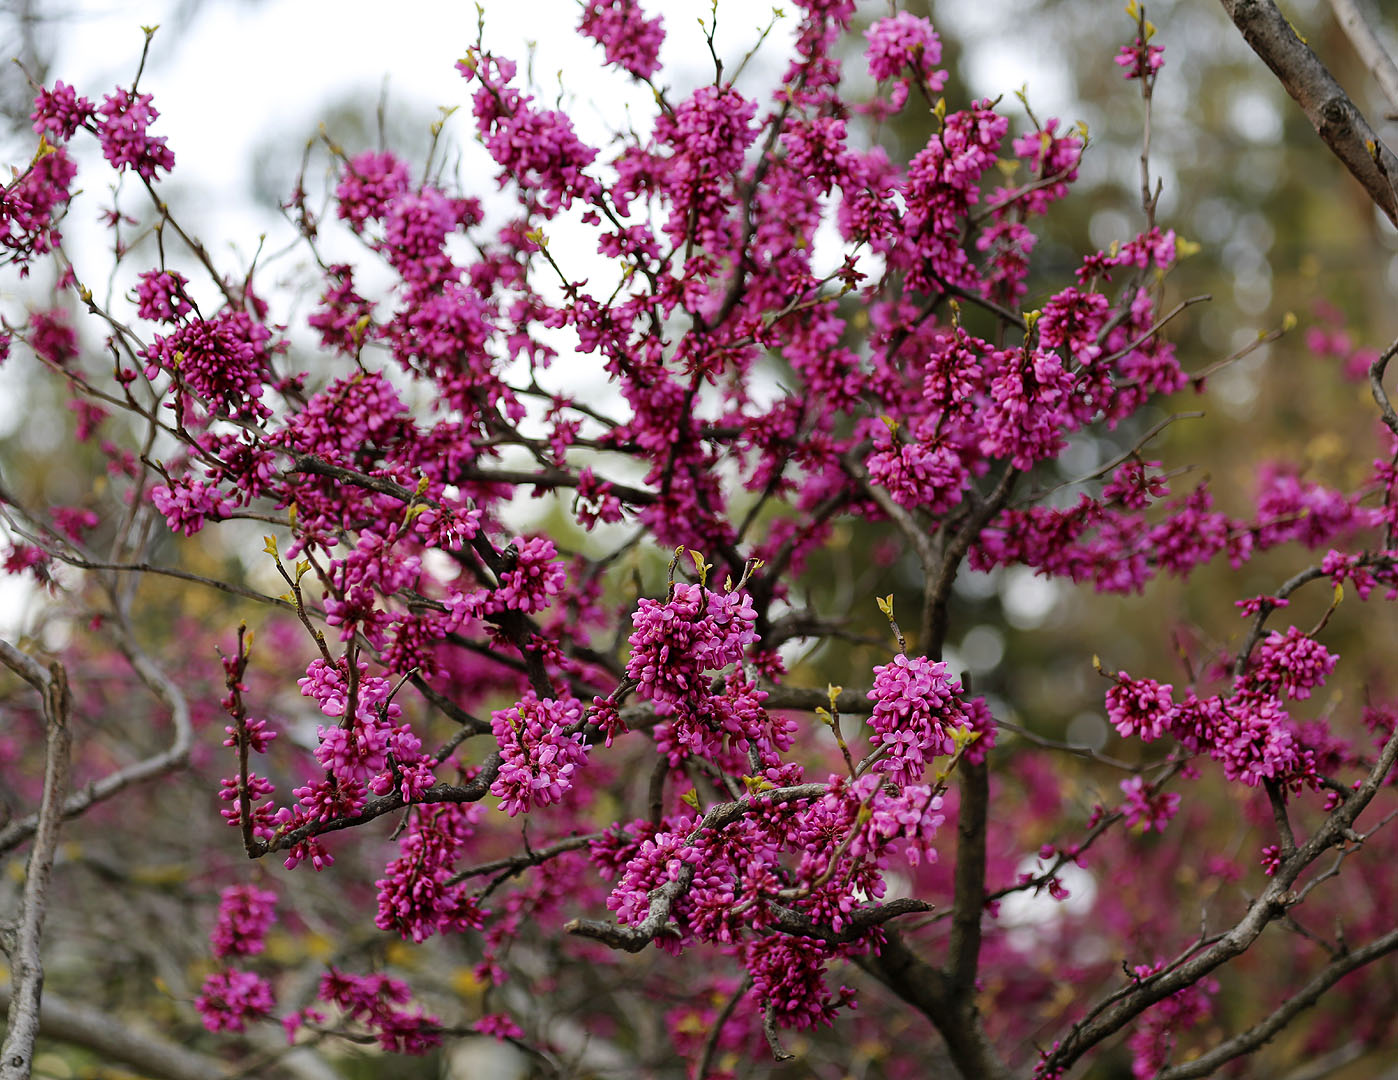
[3,1,1398,1078]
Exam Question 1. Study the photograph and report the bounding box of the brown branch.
[1156,927,1398,1079]
[1039,719,1398,1073]
[447,831,600,886]
[948,758,989,993]
[0,639,49,693]
[0,661,71,1080]
[1219,0,1398,226]
[856,927,1012,1080]
[758,683,875,715]
[692,976,752,1080]
[926,464,1018,659]
[764,896,934,945]
[258,754,501,857]
[1368,334,1398,436]
[453,466,655,506]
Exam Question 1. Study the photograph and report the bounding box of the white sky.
[28,0,1067,230]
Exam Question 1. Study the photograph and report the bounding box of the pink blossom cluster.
[0,148,77,271]
[475,1012,525,1041]
[899,102,1009,292]
[1254,626,1339,700]
[376,804,486,941]
[95,87,174,179]
[463,54,603,216]
[746,934,855,1032]
[134,269,192,323]
[865,434,967,512]
[651,84,759,250]
[1107,627,1341,787]
[493,536,567,615]
[30,80,95,139]
[336,150,410,230]
[579,0,664,80]
[864,12,947,89]
[653,670,795,770]
[143,311,272,420]
[306,967,442,1054]
[298,657,433,803]
[821,772,946,868]
[1115,37,1166,80]
[195,969,275,1033]
[625,583,759,706]
[866,653,965,783]
[209,884,278,957]
[489,694,588,815]
[1118,776,1181,833]
[150,476,232,537]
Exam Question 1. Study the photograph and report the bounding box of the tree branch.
[1218,0,1398,226]
[564,784,828,952]
[1328,0,1398,119]
[948,758,989,993]
[258,755,501,856]
[1038,718,1398,1073]
[0,639,50,693]
[1,661,71,1080]
[1157,927,1398,1079]
[856,927,1012,1080]
[0,985,226,1080]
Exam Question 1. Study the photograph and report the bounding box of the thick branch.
[1219,0,1398,226]
[759,684,875,715]
[764,897,934,945]
[948,758,989,993]
[1,662,71,1080]
[0,986,226,1080]
[0,984,339,1080]
[856,928,1012,1080]
[0,639,49,693]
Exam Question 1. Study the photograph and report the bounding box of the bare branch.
[1369,334,1398,437]
[0,639,49,693]
[1,661,72,1080]
[1218,0,1398,226]
[0,984,339,1080]
[692,976,752,1080]
[0,985,226,1080]
[1038,719,1398,1073]
[448,831,600,886]
[1157,927,1398,1079]
[1328,0,1398,119]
